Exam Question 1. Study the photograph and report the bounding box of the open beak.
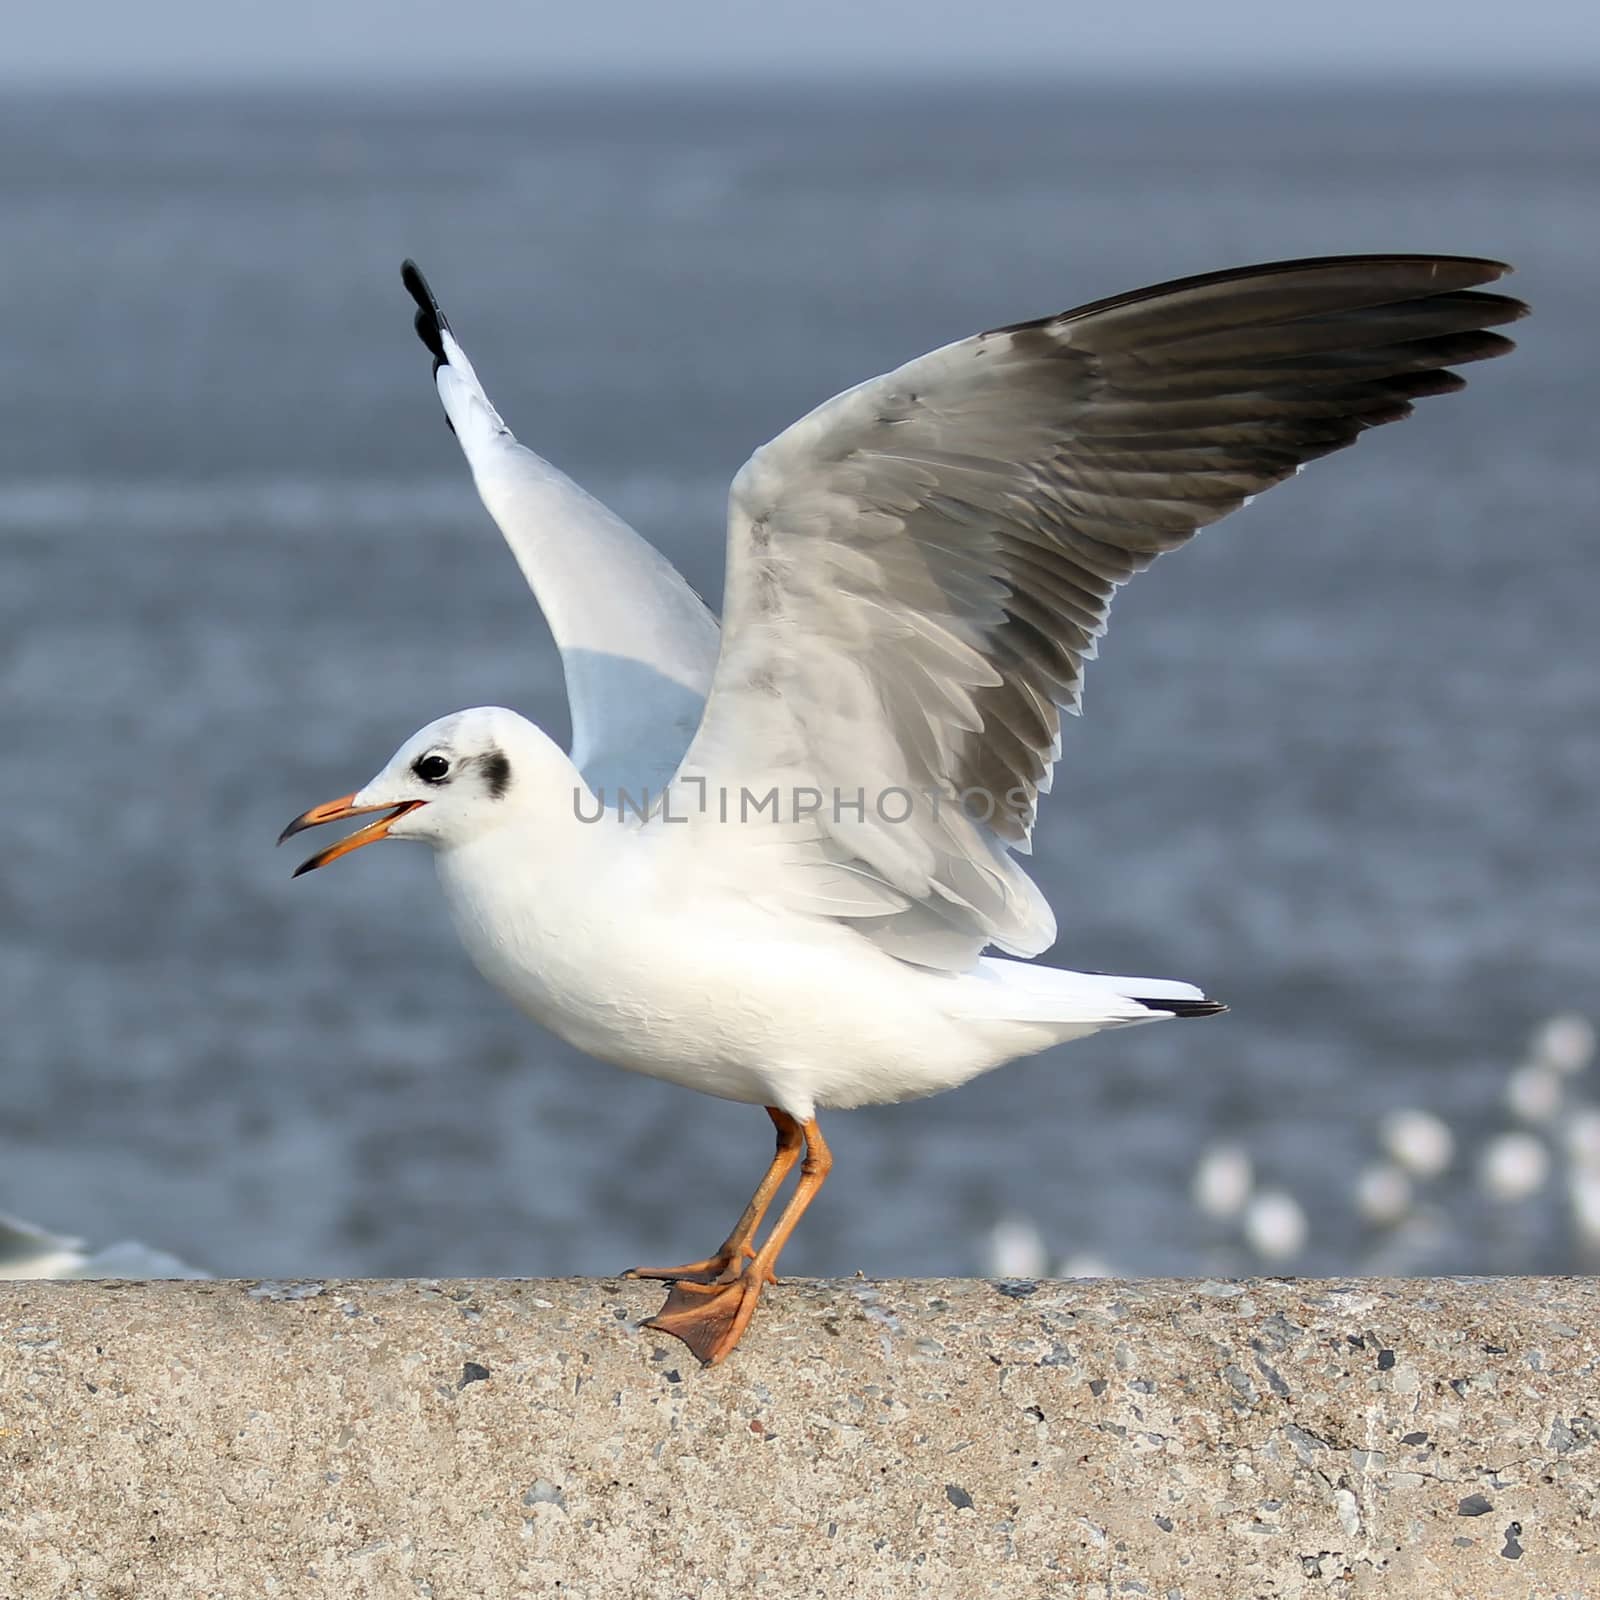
[278,794,426,877]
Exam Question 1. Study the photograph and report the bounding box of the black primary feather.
[401,258,450,370]
[401,259,455,430]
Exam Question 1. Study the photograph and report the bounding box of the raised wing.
[678,255,1526,968]
[402,261,719,795]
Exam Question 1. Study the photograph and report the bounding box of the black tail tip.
[400,258,449,365]
[1139,997,1229,1019]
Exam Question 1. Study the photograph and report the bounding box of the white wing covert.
[403,262,720,795]
[676,255,1526,969]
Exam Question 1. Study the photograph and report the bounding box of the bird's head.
[280,705,571,874]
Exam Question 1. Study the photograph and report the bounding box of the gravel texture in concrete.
[1,1276,1596,1597]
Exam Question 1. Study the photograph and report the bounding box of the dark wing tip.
[1140,997,1229,1019]
[998,254,1527,346]
[400,258,449,367]
[400,257,439,315]
[1479,289,1532,325]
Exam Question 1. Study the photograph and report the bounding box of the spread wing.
[675,255,1526,968]
[403,262,720,794]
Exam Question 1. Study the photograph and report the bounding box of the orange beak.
[279,794,426,877]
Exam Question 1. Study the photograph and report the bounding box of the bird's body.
[284,252,1524,1363]
[432,757,1190,1117]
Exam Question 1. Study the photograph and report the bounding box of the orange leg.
[625,1108,803,1286]
[647,1116,833,1366]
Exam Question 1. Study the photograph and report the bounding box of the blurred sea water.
[0,83,1596,1281]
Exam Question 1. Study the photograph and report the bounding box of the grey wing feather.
[402,260,721,794]
[682,255,1527,967]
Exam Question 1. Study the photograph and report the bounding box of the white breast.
[429,823,1035,1120]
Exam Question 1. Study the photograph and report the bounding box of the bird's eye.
[414,754,451,783]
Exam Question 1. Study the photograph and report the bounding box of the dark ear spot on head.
[481,749,511,800]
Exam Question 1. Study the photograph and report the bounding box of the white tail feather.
[960,957,1219,1027]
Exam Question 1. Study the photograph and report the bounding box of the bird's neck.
[432,778,612,925]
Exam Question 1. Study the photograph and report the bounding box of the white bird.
[0,1213,87,1279]
[1505,1061,1563,1124]
[1191,1143,1254,1221]
[1353,1161,1414,1228]
[284,255,1523,1363]
[1378,1107,1456,1180]
[984,1214,1049,1279]
[1057,1252,1117,1280]
[1564,1108,1600,1170]
[1532,1013,1596,1076]
[1479,1131,1551,1203]
[1242,1189,1309,1263]
[0,1212,208,1280]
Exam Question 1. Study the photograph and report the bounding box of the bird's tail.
[959,957,1227,1030]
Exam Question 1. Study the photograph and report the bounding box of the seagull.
[0,1212,209,1280]
[283,254,1524,1363]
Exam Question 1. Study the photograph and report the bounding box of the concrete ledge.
[2,1277,1596,1598]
